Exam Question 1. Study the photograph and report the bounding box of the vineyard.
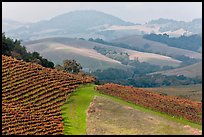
[96,83,202,124]
[2,55,95,135]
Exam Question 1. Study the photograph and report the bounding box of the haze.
[2,2,202,24]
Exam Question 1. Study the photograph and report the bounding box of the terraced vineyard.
[96,83,202,124]
[2,55,95,135]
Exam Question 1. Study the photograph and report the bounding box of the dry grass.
[143,84,202,102]
[86,96,201,135]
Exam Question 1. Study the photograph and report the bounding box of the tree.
[2,33,55,69]
[32,52,41,59]
[2,33,15,56]
[63,59,82,73]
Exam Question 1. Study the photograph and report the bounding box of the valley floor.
[62,84,202,135]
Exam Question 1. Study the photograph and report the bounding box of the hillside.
[4,10,201,41]
[87,95,201,135]
[143,84,202,102]
[23,37,182,70]
[2,19,30,32]
[23,37,129,71]
[5,10,134,41]
[149,62,202,79]
[143,34,202,52]
[2,55,95,135]
[97,83,202,124]
[2,55,202,135]
[147,18,202,34]
[110,35,202,59]
[60,84,202,135]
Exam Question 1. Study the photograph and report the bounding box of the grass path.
[61,84,98,135]
[61,84,202,135]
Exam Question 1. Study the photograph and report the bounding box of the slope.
[143,84,202,102]
[62,84,201,135]
[110,35,202,59]
[6,10,134,41]
[97,83,202,125]
[149,62,202,79]
[23,38,128,71]
[87,95,201,135]
[2,55,95,135]
[23,37,182,69]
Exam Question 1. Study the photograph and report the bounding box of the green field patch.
[61,84,99,135]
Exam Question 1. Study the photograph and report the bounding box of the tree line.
[143,33,202,52]
[92,68,202,88]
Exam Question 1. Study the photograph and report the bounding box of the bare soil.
[86,95,202,135]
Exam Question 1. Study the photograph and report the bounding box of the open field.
[150,62,202,79]
[24,37,182,68]
[143,84,202,102]
[87,95,201,135]
[23,38,129,71]
[97,83,202,125]
[110,35,202,59]
[125,48,181,67]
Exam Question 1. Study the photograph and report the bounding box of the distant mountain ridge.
[147,18,202,34]
[4,10,134,41]
[2,19,30,32]
[3,10,201,41]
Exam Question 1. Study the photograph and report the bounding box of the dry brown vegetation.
[97,83,202,124]
[86,96,201,135]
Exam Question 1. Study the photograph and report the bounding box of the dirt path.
[86,96,202,135]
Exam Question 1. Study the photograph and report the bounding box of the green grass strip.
[61,84,97,135]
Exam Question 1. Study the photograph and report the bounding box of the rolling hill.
[143,84,202,102]
[110,35,202,59]
[5,10,134,41]
[97,83,202,124]
[149,61,202,79]
[147,18,202,34]
[2,55,95,135]
[23,37,182,70]
[4,10,201,41]
[2,19,30,32]
[23,37,129,71]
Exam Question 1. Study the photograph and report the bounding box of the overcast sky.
[2,2,202,24]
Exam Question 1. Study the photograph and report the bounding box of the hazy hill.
[23,37,182,71]
[110,35,202,59]
[2,19,30,32]
[149,61,202,79]
[93,18,202,39]
[23,37,129,71]
[147,18,202,34]
[4,11,201,41]
[5,10,134,41]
